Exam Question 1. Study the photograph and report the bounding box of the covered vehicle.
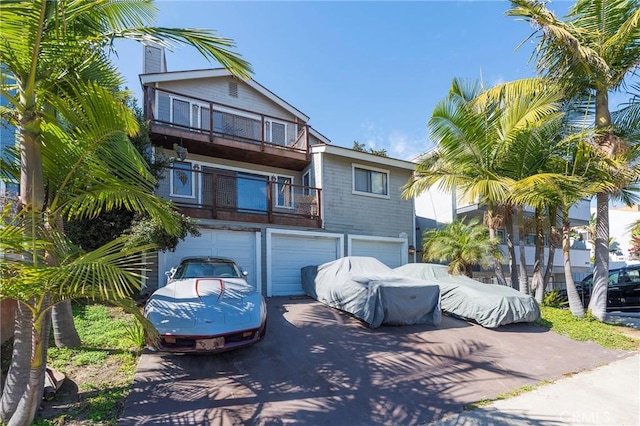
[394,263,540,328]
[145,257,267,353]
[301,257,441,328]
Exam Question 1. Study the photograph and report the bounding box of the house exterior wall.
[155,78,298,123]
[318,152,415,240]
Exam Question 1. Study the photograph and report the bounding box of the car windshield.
[173,260,241,280]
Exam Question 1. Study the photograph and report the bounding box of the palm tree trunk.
[589,192,610,320]
[0,302,32,422]
[486,207,507,286]
[52,301,81,348]
[589,87,613,321]
[543,205,558,289]
[563,209,585,318]
[517,207,529,294]
[505,206,519,290]
[533,207,545,303]
[7,299,51,426]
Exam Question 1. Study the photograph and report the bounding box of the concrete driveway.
[119,297,632,425]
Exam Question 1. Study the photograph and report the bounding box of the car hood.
[145,278,261,333]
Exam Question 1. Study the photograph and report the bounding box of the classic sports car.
[394,263,540,328]
[144,257,267,353]
[301,257,441,328]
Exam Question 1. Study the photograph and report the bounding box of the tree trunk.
[517,207,529,294]
[52,300,81,348]
[589,87,613,321]
[486,207,507,286]
[589,192,610,320]
[543,205,558,289]
[563,209,585,318]
[505,206,519,290]
[7,299,51,426]
[0,303,32,422]
[533,207,545,303]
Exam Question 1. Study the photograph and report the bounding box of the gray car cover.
[301,257,441,328]
[394,263,540,328]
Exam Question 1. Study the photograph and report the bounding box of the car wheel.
[258,320,267,340]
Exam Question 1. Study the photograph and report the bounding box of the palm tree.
[0,1,251,424]
[403,77,564,286]
[508,0,640,320]
[422,217,502,277]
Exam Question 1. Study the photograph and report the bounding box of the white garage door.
[159,229,259,288]
[349,236,406,268]
[268,230,342,296]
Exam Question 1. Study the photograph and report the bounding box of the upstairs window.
[171,162,194,198]
[353,165,389,197]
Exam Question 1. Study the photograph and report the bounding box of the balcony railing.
[162,165,322,227]
[143,86,311,155]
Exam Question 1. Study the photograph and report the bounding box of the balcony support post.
[209,101,214,142]
[267,180,274,223]
[212,173,218,219]
[316,188,322,228]
[261,116,265,152]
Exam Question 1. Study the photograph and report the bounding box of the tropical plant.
[403,77,565,286]
[508,0,640,320]
[0,1,251,424]
[421,217,502,277]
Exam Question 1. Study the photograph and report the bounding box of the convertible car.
[301,257,441,328]
[144,257,267,353]
[394,263,540,328]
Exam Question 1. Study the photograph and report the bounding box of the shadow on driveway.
[119,297,631,425]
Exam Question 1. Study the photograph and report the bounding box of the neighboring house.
[414,186,593,288]
[0,68,17,343]
[140,46,416,296]
[588,205,640,266]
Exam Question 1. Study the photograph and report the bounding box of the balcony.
[143,86,312,170]
[161,166,322,228]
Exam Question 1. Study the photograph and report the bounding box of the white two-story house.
[140,46,416,296]
[415,186,593,288]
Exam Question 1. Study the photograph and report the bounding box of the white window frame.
[352,163,390,199]
[264,118,289,146]
[170,161,195,198]
[301,170,311,196]
[156,94,260,129]
[274,174,295,208]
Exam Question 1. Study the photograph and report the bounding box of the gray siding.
[319,153,414,240]
[157,78,297,122]
[143,45,164,73]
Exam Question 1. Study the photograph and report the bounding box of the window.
[302,171,311,196]
[275,176,293,207]
[353,165,389,197]
[265,119,287,146]
[171,162,194,197]
[172,99,190,127]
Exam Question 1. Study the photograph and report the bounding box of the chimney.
[142,42,166,74]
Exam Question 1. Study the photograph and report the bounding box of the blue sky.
[114,0,577,161]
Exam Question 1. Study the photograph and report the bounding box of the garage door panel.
[270,233,341,296]
[160,230,258,288]
[350,240,404,268]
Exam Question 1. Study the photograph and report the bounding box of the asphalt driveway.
[119,297,632,425]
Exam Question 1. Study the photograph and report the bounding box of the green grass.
[39,303,143,425]
[537,306,639,350]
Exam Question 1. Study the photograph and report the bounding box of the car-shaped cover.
[394,263,540,328]
[145,257,266,352]
[301,257,441,328]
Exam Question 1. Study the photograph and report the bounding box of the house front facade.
[140,46,416,297]
[415,187,593,288]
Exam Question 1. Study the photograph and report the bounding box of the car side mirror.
[242,270,249,277]
[165,267,177,281]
